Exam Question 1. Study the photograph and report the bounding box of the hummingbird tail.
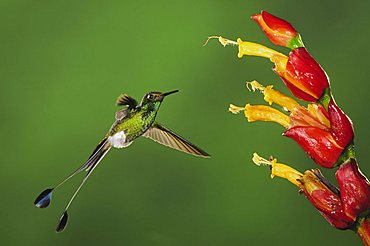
[34,137,112,232]
[34,137,111,209]
[56,139,111,232]
[84,139,111,172]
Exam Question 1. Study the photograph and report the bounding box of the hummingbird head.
[139,90,179,120]
[141,90,179,106]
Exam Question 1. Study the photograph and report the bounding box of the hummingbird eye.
[147,94,154,100]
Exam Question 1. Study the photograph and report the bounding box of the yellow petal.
[245,104,290,128]
[301,170,336,196]
[263,86,300,112]
[247,80,300,112]
[290,106,330,130]
[307,104,330,128]
[203,36,288,72]
[271,163,303,187]
[237,38,288,71]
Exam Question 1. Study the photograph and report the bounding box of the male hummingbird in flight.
[34,90,210,232]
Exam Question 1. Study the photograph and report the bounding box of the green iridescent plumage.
[109,99,161,142]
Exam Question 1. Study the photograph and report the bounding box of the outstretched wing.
[142,123,210,158]
[116,94,138,109]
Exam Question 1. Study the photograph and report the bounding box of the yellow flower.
[252,153,302,187]
[229,80,329,130]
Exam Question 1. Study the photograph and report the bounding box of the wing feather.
[143,123,210,158]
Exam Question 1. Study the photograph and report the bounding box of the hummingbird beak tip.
[162,90,179,97]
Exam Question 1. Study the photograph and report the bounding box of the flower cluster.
[206,10,370,245]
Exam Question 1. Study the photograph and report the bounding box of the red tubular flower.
[252,154,355,229]
[208,36,330,103]
[277,47,330,102]
[230,81,352,168]
[251,10,303,49]
[301,169,355,229]
[209,13,330,103]
[336,159,370,221]
[283,98,354,168]
[283,127,343,168]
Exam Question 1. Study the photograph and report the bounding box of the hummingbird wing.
[116,94,138,109]
[142,123,210,158]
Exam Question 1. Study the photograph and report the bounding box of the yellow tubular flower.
[245,104,290,128]
[252,153,303,188]
[228,104,290,128]
[204,36,288,73]
[237,38,288,73]
[247,80,300,112]
[233,80,330,131]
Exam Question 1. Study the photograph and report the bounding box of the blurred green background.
[1,0,370,245]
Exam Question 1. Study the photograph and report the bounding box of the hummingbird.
[34,90,210,232]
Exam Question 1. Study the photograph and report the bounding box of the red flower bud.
[283,126,343,168]
[251,11,300,48]
[328,100,354,148]
[277,48,330,102]
[301,169,354,229]
[336,160,370,220]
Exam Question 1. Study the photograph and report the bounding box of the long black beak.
[161,90,179,97]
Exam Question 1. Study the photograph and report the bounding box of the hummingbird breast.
[108,131,132,148]
[108,108,156,149]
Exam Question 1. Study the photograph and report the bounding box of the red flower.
[230,81,353,168]
[336,160,370,221]
[283,97,354,168]
[283,127,343,168]
[252,154,355,229]
[212,37,330,102]
[301,169,355,229]
[251,11,303,49]
[276,47,330,102]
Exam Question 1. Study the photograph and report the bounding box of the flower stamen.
[228,104,246,114]
[246,80,300,112]
[203,36,238,47]
[246,80,265,92]
[252,153,303,187]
